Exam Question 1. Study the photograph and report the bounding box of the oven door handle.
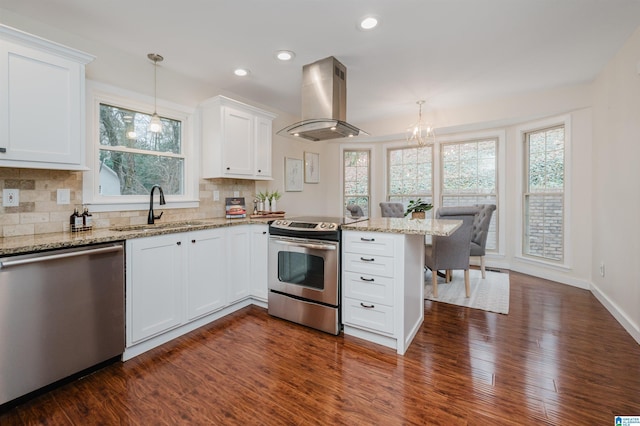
[272,239,337,251]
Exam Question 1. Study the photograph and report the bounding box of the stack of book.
[225,197,247,219]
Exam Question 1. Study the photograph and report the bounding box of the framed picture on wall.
[285,157,303,191]
[304,152,320,183]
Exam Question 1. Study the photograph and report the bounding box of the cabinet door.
[186,229,227,320]
[250,224,269,301]
[254,116,272,178]
[128,235,183,344]
[0,43,85,168]
[222,107,254,176]
[227,225,251,303]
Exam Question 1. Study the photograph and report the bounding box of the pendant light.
[148,53,163,133]
[406,100,435,146]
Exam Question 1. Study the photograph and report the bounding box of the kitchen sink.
[109,221,206,232]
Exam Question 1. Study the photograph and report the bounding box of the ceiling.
[2,0,640,125]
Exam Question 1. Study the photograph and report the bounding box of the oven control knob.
[320,223,327,228]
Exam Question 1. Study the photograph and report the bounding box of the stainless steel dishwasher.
[0,242,125,406]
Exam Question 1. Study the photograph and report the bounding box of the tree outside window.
[387,145,433,213]
[524,126,564,261]
[343,150,370,216]
[99,103,184,196]
[441,139,498,250]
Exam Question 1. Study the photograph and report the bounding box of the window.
[387,145,433,210]
[84,83,196,212]
[441,139,498,250]
[343,149,370,216]
[523,125,564,261]
[99,103,184,196]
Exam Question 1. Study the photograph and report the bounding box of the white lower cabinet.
[250,224,269,301]
[186,228,227,320]
[125,224,269,360]
[342,232,396,336]
[342,230,425,355]
[127,233,184,344]
[227,225,251,303]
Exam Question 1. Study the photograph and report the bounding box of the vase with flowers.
[268,190,281,212]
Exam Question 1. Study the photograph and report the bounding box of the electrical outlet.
[233,191,240,197]
[599,262,605,277]
[57,188,71,205]
[3,189,19,207]
[213,190,220,201]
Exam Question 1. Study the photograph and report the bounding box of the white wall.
[591,26,640,343]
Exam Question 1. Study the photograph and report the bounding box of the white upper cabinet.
[200,95,276,180]
[0,25,94,170]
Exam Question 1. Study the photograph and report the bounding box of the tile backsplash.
[0,168,256,237]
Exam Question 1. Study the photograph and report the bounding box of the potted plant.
[268,190,281,212]
[404,198,433,219]
[256,191,268,212]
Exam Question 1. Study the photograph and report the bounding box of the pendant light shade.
[149,113,162,133]
[406,100,435,146]
[148,53,163,133]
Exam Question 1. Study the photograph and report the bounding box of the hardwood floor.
[2,271,639,425]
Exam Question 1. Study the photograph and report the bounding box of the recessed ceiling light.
[276,50,295,61]
[234,68,250,77]
[359,16,379,30]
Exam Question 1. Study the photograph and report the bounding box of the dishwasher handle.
[0,245,123,269]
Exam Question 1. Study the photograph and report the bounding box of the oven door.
[268,236,339,306]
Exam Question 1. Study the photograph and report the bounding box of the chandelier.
[406,100,435,146]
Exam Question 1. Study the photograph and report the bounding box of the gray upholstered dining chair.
[379,202,405,218]
[346,204,365,218]
[471,204,496,278]
[425,206,477,298]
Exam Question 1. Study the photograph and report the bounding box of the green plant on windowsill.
[404,198,433,219]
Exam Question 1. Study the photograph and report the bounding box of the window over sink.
[98,103,184,196]
[83,82,198,212]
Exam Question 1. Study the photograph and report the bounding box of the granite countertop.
[0,217,273,256]
[341,217,462,236]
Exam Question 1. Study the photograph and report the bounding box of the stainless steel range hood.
[277,56,367,141]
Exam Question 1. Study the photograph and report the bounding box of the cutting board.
[250,211,285,219]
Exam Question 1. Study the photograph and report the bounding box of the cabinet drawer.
[343,252,394,278]
[344,232,395,257]
[343,297,394,334]
[342,271,394,306]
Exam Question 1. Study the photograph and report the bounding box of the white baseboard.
[590,283,640,346]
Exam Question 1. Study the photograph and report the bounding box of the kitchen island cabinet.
[340,218,462,355]
[0,24,94,170]
[342,230,424,355]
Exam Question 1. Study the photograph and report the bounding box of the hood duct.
[277,56,367,141]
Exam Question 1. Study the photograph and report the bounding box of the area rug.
[424,269,510,314]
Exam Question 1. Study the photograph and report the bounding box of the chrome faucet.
[148,185,166,224]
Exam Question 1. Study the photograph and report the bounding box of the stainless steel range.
[267,216,365,335]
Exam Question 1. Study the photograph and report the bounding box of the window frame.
[516,115,572,269]
[341,146,373,218]
[384,141,434,213]
[83,81,199,212]
[439,137,499,251]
